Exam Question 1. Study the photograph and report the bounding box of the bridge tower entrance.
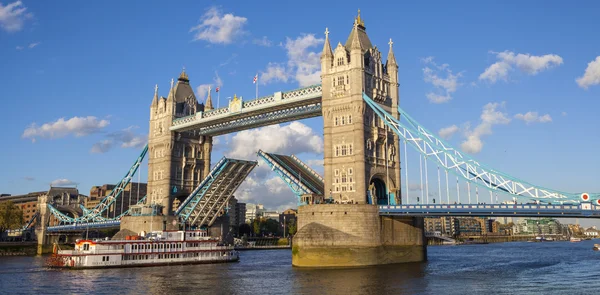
[369,177,387,205]
[147,69,213,216]
[320,10,401,205]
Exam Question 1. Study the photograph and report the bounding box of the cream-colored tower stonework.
[148,70,213,215]
[321,12,401,205]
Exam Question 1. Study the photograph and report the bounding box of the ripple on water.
[1,241,599,295]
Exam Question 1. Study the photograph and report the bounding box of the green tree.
[288,222,297,236]
[239,223,252,236]
[262,219,279,236]
[0,201,23,233]
[252,218,261,236]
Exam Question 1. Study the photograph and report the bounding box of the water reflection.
[292,262,427,295]
[2,241,600,295]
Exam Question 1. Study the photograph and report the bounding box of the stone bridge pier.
[292,204,426,267]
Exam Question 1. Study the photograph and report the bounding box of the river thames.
[1,240,599,295]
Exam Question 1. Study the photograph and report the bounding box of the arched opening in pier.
[369,177,388,205]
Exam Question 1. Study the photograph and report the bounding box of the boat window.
[83,244,89,251]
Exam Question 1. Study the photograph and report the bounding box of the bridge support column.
[35,195,50,255]
[292,204,426,267]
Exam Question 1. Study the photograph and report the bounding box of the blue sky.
[1,1,600,224]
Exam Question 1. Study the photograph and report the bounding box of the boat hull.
[47,255,239,270]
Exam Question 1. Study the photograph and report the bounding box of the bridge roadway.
[44,202,600,233]
[379,203,600,218]
[46,220,121,232]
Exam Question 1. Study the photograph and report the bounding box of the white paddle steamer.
[46,230,238,269]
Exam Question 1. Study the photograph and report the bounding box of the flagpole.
[255,73,258,99]
[217,87,220,108]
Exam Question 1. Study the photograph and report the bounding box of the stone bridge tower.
[148,70,213,215]
[320,11,401,205]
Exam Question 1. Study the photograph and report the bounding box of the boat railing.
[58,249,125,255]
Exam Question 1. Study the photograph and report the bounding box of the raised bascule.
[34,11,600,267]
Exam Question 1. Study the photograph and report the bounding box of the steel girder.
[176,157,257,227]
[175,157,229,219]
[46,144,149,223]
[189,161,257,227]
[189,104,322,136]
[46,220,121,232]
[257,150,322,203]
[362,92,596,203]
[378,204,600,218]
[170,84,323,135]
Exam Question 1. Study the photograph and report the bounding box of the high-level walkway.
[170,85,322,136]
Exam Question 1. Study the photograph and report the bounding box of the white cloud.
[22,116,110,142]
[479,50,563,83]
[514,112,552,124]
[196,84,212,102]
[259,34,323,87]
[234,167,298,212]
[51,178,78,187]
[91,140,112,154]
[259,62,289,85]
[422,57,462,104]
[224,122,324,211]
[306,159,324,170]
[253,36,272,47]
[226,121,323,159]
[195,72,224,104]
[576,56,600,89]
[460,102,511,154]
[90,126,146,154]
[15,45,23,50]
[0,1,32,32]
[285,34,323,86]
[190,7,247,44]
[438,125,459,140]
[561,111,567,117]
[28,42,39,48]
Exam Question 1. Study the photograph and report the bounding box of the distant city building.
[227,196,246,232]
[456,218,482,236]
[425,217,460,236]
[235,202,246,226]
[279,209,297,237]
[0,187,87,227]
[0,191,45,226]
[245,203,264,223]
[262,211,280,221]
[514,218,562,236]
[87,182,147,217]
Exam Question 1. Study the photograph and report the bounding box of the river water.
[0,240,598,295]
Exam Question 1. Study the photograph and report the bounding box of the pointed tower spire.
[178,67,189,82]
[205,85,214,110]
[167,78,175,102]
[321,27,333,59]
[387,38,397,66]
[350,21,362,51]
[152,84,159,105]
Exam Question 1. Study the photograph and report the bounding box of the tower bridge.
[31,10,600,266]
